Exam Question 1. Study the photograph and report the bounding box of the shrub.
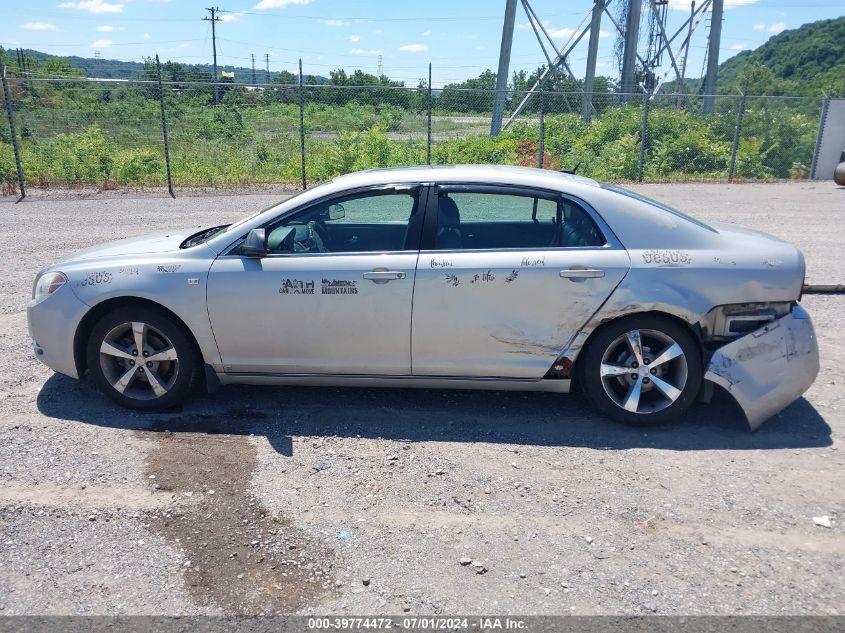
[112,148,164,185]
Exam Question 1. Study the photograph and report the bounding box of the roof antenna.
[560,162,581,175]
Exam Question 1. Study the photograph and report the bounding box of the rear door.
[411,185,630,378]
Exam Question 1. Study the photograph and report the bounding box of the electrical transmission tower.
[702,0,723,112]
[264,53,271,83]
[251,53,257,84]
[490,0,725,134]
[644,0,669,93]
[202,6,222,104]
[377,54,384,77]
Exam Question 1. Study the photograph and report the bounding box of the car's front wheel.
[86,306,199,410]
[580,315,702,426]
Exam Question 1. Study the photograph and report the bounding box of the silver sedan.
[27,166,819,429]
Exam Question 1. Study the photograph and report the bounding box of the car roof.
[331,164,601,193]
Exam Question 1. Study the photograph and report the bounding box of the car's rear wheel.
[86,306,199,410]
[580,315,702,426]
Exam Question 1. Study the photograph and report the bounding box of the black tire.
[580,314,702,426]
[86,305,200,410]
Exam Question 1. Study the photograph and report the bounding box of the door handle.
[363,270,406,281]
[560,268,605,279]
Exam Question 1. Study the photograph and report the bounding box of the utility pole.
[251,53,256,84]
[264,53,270,83]
[702,0,723,113]
[491,0,518,136]
[582,0,604,122]
[620,0,642,100]
[203,7,222,104]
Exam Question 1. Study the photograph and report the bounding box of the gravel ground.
[0,182,842,616]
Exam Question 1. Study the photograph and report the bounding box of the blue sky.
[3,0,843,86]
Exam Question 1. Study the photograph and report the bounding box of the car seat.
[436,196,462,249]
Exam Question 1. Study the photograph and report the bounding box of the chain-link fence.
[0,72,829,197]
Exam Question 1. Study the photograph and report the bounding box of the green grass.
[0,94,819,190]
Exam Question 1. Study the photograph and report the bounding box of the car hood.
[52,228,198,265]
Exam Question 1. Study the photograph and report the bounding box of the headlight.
[33,272,67,304]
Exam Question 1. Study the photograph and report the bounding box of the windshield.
[220,181,337,237]
[601,184,716,233]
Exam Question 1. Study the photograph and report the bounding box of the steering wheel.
[302,221,328,252]
[310,219,331,246]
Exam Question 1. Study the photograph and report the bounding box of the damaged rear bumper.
[704,303,819,430]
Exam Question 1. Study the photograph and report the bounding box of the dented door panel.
[411,248,630,378]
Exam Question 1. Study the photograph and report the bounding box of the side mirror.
[322,203,345,221]
[241,228,266,257]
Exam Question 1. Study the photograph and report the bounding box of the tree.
[438,69,497,113]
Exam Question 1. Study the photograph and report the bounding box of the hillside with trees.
[718,16,845,95]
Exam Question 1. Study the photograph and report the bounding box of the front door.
[411,186,630,378]
[207,186,423,375]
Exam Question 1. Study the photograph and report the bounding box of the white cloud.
[319,19,345,27]
[599,29,609,38]
[90,39,113,47]
[96,24,125,31]
[548,27,577,39]
[730,43,748,50]
[349,48,382,56]
[421,30,431,36]
[178,42,191,49]
[58,0,124,13]
[219,11,244,22]
[254,0,311,8]
[753,21,785,33]
[399,43,428,52]
[346,34,361,42]
[143,32,151,38]
[22,22,58,31]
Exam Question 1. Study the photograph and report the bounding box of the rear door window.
[432,190,604,250]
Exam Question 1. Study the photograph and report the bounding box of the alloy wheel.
[98,321,179,401]
[599,329,689,415]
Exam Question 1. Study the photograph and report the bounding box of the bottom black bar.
[0,616,841,633]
